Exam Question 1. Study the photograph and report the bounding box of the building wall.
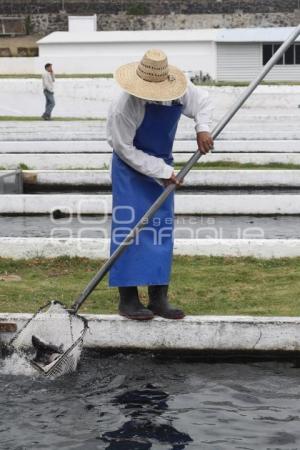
[217,43,300,82]
[264,64,300,82]
[217,43,261,81]
[38,41,217,77]
[2,36,299,81]
[2,40,299,81]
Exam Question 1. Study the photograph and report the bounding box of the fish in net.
[9,301,88,378]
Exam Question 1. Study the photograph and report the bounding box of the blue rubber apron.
[109,102,183,287]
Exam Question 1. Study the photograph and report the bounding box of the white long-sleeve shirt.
[42,72,55,93]
[107,80,213,179]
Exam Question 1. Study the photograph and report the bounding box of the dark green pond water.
[1,352,300,449]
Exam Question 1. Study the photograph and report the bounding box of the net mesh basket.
[9,301,88,378]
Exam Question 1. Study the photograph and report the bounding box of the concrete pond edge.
[1,314,300,353]
[1,237,300,259]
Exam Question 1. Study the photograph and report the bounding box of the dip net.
[9,301,88,378]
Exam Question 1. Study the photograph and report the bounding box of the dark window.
[285,44,294,64]
[263,44,273,65]
[296,45,300,64]
[262,43,300,65]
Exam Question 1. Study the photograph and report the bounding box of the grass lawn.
[1,256,300,316]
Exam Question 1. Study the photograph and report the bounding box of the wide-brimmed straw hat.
[115,48,187,101]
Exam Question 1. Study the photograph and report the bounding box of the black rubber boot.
[148,285,185,320]
[118,287,154,320]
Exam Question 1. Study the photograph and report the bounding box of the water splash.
[0,352,37,377]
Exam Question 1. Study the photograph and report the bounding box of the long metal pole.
[72,25,300,313]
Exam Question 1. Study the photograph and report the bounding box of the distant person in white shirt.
[107,49,213,321]
[42,63,55,120]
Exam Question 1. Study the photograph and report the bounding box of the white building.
[1,24,299,80]
[216,27,300,82]
[37,26,300,82]
[37,29,217,78]
[68,15,97,33]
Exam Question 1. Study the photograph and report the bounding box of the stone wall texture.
[0,0,299,34]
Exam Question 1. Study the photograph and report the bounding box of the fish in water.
[31,335,63,367]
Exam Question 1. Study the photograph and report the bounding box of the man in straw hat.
[107,49,213,320]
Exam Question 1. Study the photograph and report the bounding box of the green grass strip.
[1,255,300,316]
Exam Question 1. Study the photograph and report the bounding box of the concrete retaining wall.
[0,58,39,76]
[1,193,300,214]
[2,152,300,170]
[2,313,300,352]
[0,237,299,259]
[21,169,300,188]
[0,0,298,34]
